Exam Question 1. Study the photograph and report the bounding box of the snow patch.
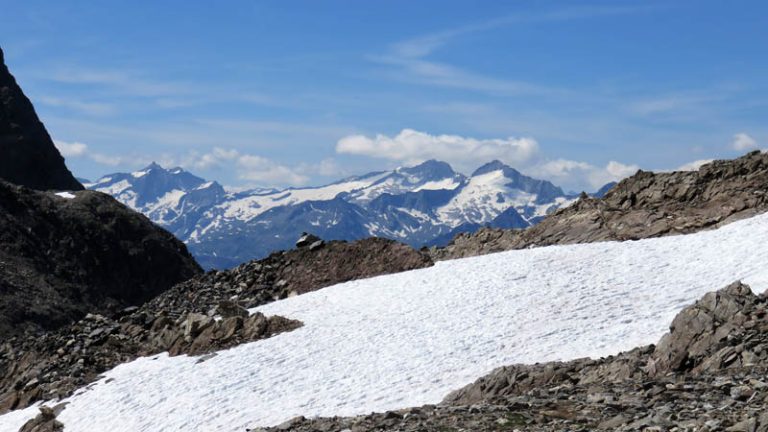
[54,192,76,199]
[3,213,768,431]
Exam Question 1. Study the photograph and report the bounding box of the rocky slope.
[432,151,768,260]
[0,181,202,337]
[0,233,431,415]
[144,234,434,316]
[0,306,300,413]
[259,282,768,431]
[0,47,82,191]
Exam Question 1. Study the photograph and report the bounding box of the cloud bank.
[337,129,539,170]
[336,129,638,192]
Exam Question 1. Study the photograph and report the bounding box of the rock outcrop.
[0,307,300,413]
[17,405,65,432]
[432,151,768,260]
[257,282,768,431]
[0,47,82,191]
[0,181,202,337]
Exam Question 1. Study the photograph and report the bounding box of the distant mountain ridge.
[88,160,587,269]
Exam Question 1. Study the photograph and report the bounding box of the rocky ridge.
[258,282,768,431]
[0,47,82,191]
[143,235,433,317]
[0,181,202,337]
[432,151,768,260]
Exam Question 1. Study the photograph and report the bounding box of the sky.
[1,0,766,192]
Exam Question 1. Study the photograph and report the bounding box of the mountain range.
[86,160,593,269]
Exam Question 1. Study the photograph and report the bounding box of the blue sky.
[1,0,766,192]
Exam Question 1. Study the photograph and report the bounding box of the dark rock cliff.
[0,47,83,191]
[0,181,202,337]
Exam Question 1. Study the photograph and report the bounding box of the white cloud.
[676,159,714,172]
[54,139,135,166]
[731,133,758,151]
[183,147,241,170]
[237,154,308,186]
[54,140,88,157]
[178,147,308,186]
[336,128,539,172]
[529,159,639,192]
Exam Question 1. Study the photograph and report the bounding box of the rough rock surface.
[258,282,768,431]
[17,405,65,432]
[0,306,300,413]
[0,180,202,337]
[0,46,82,191]
[145,237,433,317]
[432,151,768,260]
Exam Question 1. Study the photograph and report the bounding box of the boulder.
[296,232,322,248]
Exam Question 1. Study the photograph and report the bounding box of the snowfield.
[4,213,768,431]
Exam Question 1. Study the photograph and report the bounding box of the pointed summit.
[0,46,83,190]
[471,160,518,177]
[143,161,163,171]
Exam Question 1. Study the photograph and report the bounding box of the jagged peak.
[471,160,518,177]
[141,161,164,171]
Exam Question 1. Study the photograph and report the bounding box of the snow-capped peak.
[88,160,574,269]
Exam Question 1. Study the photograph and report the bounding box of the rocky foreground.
[432,151,768,260]
[258,282,768,431]
[0,234,433,415]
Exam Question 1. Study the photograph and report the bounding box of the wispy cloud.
[391,5,658,60]
[49,68,192,98]
[373,4,657,97]
[371,56,559,97]
[527,158,639,191]
[38,96,116,116]
[731,132,758,151]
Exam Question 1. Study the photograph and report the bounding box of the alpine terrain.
[3,7,768,432]
[87,160,581,269]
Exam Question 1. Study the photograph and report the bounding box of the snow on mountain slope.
[216,172,390,222]
[436,165,574,227]
[345,160,466,203]
[89,160,576,268]
[3,212,768,431]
